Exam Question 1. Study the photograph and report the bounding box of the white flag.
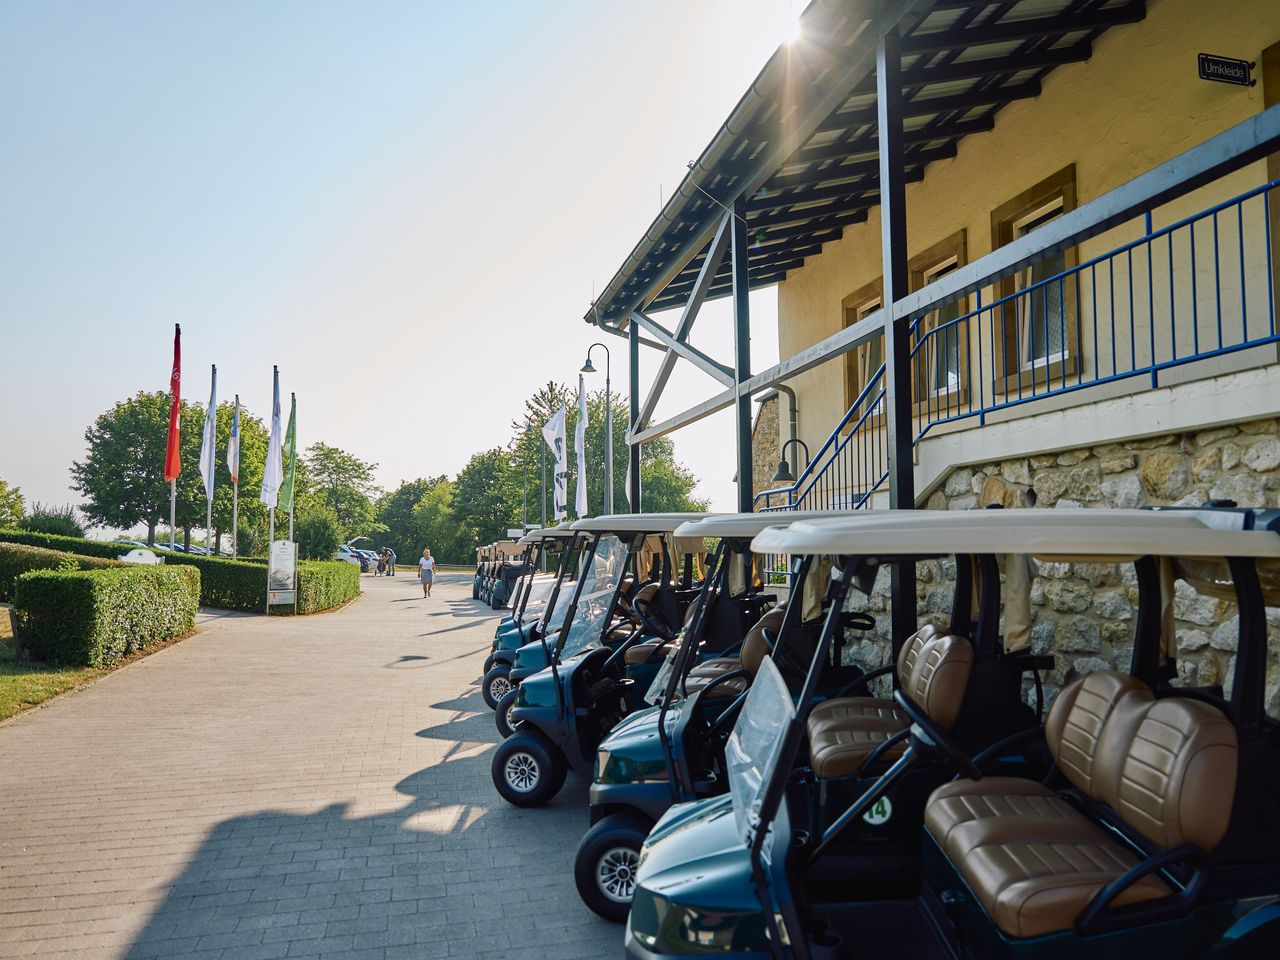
[226,396,240,485]
[199,365,218,503]
[260,367,284,508]
[541,404,567,520]
[574,376,588,517]
[624,426,633,509]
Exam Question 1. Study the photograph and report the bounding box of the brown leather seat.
[624,588,704,664]
[682,607,784,695]
[807,627,973,779]
[926,670,1238,939]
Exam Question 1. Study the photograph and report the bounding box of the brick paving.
[0,573,618,959]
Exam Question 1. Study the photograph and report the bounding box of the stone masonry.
[844,416,1280,717]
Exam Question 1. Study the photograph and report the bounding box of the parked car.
[117,548,163,565]
[335,544,365,570]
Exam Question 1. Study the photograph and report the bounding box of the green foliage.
[0,529,358,611]
[0,481,23,528]
[452,449,516,551]
[70,391,272,548]
[0,529,129,560]
[295,501,343,561]
[0,543,125,602]
[294,561,361,614]
[302,442,385,541]
[12,566,199,667]
[16,502,87,538]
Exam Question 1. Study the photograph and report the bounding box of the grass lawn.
[0,605,193,723]
[0,607,99,722]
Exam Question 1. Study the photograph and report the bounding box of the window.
[842,279,884,416]
[920,258,963,395]
[1014,201,1069,368]
[991,166,1079,389]
[908,230,969,405]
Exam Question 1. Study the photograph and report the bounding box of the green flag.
[278,394,298,513]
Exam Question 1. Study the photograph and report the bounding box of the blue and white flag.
[226,396,240,485]
[199,365,218,502]
[260,367,283,508]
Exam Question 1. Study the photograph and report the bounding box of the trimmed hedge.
[0,530,359,615]
[294,561,361,614]
[0,529,127,560]
[0,543,126,602]
[12,565,200,667]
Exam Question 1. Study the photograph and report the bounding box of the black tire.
[482,652,498,675]
[491,731,567,807]
[574,814,652,922]
[494,687,520,738]
[481,665,513,710]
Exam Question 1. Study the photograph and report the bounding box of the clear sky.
[0,0,797,516]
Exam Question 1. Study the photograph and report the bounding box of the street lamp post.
[581,343,613,515]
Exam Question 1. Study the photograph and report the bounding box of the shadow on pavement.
[122,745,613,958]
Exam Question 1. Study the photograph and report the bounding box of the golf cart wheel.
[491,731,567,807]
[482,652,498,675]
[574,814,650,922]
[494,687,520,738]
[482,665,513,710]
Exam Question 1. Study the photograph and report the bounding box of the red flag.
[164,324,182,482]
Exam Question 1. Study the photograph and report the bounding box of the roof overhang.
[587,0,1148,327]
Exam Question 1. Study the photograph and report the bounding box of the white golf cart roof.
[517,523,579,545]
[675,510,856,539]
[752,508,1280,560]
[569,512,715,534]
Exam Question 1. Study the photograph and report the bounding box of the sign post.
[268,538,297,608]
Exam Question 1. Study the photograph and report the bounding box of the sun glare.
[779,2,803,44]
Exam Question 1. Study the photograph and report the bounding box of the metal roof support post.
[878,27,918,653]
[731,194,754,513]
[628,320,642,512]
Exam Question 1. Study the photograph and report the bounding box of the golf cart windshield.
[726,656,793,842]
[560,534,629,658]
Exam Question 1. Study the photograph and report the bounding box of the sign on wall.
[268,539,297,607]
[1198,53,1255,87]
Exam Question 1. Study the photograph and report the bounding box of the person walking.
[418,548,436,598]
[376,550,385,576]
[386,546,397,577]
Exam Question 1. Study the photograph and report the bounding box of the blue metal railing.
[755,177,1280,513]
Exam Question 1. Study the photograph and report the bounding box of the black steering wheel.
[633,592,680,641]
[839,611,876,631]
[892,689,983,781]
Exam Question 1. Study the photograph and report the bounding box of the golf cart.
[482,524,582,709]
[627,506,1280,960]
[473,545,490,600]
[574,510,870,921]
[489,513,712,806]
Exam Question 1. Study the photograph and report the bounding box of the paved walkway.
[0,573,618,959]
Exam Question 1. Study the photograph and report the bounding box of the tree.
[302,443,385,541]
[18,502,86,538]
[70,391,272,551]
[451,449,516,550]
[507,380,707,522]
[72,392,206,546]
[375,476,445,558]
[412,478,464,563]
[295,501,343,560]
[0,480,23,528]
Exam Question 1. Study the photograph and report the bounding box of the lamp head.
[771,459,795,483]
[581,357,597,374]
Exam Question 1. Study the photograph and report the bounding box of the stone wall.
[751,395,785,506]
[844,415,1280,716]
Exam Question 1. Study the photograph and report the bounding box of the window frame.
[841,277,885,421]
[990,165,1080,394]
[908,230,970,415]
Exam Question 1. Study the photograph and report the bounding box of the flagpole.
[205,365,216,549]
[267,507,274,614]
[232,394,240,560]
[169,480,176,551]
